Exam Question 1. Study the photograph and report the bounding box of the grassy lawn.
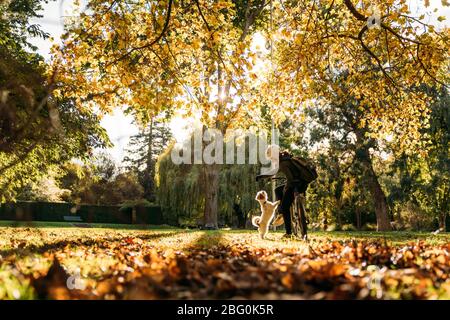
[0,220,178,230]
[0,222,449,300]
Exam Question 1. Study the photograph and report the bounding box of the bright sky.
[28,0,449,163]
[28,0,139,162]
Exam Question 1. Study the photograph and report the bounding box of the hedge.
[0,201,163,225]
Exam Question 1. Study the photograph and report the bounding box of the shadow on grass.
[189,230,224,249]
[0,231,182,260]
[0,220,180,231]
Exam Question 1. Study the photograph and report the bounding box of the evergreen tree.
[123,113,172,201]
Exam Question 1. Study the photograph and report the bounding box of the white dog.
[252,190,283,239]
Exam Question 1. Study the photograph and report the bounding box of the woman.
[256,148,317,237]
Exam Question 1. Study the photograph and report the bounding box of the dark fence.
[0,201,163,225]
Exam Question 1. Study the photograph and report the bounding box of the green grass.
[309,230,450,245]
[0,220,179,230]
[219,228,450,244]
[1,220,448,243]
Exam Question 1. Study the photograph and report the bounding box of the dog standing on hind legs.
[252,190,284,239]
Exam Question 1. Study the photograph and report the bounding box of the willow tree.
[56,0,448,230]
[156,141,261,226]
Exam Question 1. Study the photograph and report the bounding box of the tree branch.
[105,0,173,67]
[357,26,398,88]
[343,0,366,22]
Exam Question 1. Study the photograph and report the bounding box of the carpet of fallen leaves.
[0,225,449,300]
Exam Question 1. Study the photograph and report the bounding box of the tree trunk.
[362,150,391,231]
[368,169,391,231]
[132,207,137,224]
[355,207,361,230]
[336,198,343,230]
[439,212,447,232]
[144,117,155,200]
[323,215,328,231]
[203,164,219,229]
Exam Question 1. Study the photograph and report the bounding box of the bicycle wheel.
[290,196,299,237]
[298,197,308,240]
[295,194,308,240]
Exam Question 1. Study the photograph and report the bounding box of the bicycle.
[271,177,309,241]
[291,191,308,240]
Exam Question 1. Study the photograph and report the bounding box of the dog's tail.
[272,215,284,227]
[252,216,261,227]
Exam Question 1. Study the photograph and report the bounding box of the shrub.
[361,223,377,231]
[326,223,338,232]
[400,203,435,231]
[342,224,357,231]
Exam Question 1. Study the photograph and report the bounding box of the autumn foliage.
[1,227,449,300]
